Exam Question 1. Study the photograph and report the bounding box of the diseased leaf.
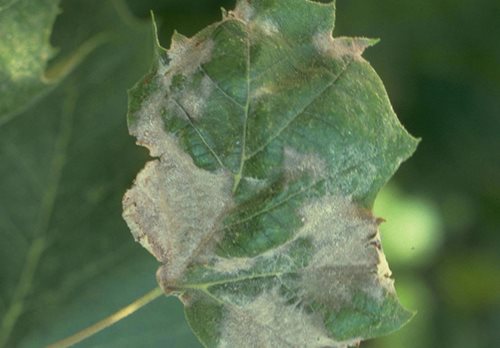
[0,0,60,123]
[124,0,418,347]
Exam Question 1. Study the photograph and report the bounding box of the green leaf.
[124,0,418,347]
[0,0,105,125]
[0,0,60,123]
[0,1,198,347]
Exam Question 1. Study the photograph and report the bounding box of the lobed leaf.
[124,0,419,347]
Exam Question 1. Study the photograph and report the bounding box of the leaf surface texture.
[124,0,418,346]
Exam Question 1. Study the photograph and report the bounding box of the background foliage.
[0,0,498,347]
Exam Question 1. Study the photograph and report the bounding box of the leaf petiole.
[47,287,164,348]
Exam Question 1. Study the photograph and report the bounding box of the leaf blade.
[124,0,418,346]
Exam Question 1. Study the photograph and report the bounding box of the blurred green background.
[1,0,499,347]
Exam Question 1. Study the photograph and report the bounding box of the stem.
[47,287,164,348]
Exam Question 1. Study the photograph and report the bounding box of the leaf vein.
[232,24,252,192]
[245,60,354,161]
[0,89,76,347]
[221,151,378,232]
[173,99,227,170]
[199,65,245,108]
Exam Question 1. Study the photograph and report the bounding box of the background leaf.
[0,0,60,123]
[0,1,198,346]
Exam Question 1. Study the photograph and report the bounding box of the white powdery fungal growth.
[218,288,343,348]
[123,77,233,283]
[233,0,255,22]
[313,32,371,60]
[210,196,393,347]
[123,146,233,282]
[175,75,214,120]
[161,34,215,90]
[283,147,327,180]
[124,16,229,287]
[297,195,394,304]
[123,23,227,280]
[211,255,257,275]
[327,143,382,199]
[257,17,280,35]
[158,33,216,121]
[251,84,275,99]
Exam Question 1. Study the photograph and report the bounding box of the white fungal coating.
[313,32,371,60]
[283,147,327,180]
[213,195,392,347]
[123,78,233,283]
[128,87,168,157]
[218,288,342,348]
[233,0,255,22]
[162,34,214,90]
[211,256,257,275]
[123,148,233,282]
[296,195,392,304]
[258,17,280,35]
[124,16,228,286]
[174,75,214,120]
[251,84,275,99]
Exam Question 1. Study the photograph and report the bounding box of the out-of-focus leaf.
[0,0,60,123]
[19,256,200,347]
[0,1,197,347]
[124,0,418,346]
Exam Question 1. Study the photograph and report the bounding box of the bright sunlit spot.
[374,185,443,267]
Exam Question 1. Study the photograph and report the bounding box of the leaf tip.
[314,34,379,59]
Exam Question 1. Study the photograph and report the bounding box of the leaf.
[0,0,60,123]
[0,1,198,346]
[123,0,419,347]
[0,0,105,125]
